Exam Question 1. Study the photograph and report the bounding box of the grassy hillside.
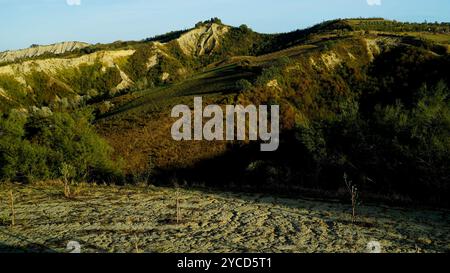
[1,18,449,207]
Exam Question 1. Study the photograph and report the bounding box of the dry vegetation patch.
[0,182,448,253]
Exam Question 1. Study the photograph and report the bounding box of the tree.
[0,109,123,183]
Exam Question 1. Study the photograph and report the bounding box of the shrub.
[255,66,282,87]
[0,75,27,100]
[57,62,122,97]
[236,79,253,91]
[0,109,123,183]
[125,44,154,82]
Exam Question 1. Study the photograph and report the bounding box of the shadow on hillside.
[149,131,449,209]
[151,132,345,199]
[97,64,260,121]
[0,242,56,253]
[0,229,111,253]
[0,229,58,253]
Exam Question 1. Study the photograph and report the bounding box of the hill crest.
[0,41,90,64]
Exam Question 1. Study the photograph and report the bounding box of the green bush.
[372,81,450,191]
[0,109,123,183]
[125,44,154,82]
[255,66,282,87]
[58,62,122,97]
[0,111,50,181]
[236,79,253,91]
[0,75,26,99]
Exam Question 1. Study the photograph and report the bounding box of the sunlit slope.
[1,19,449,202]
[94,36,373,174]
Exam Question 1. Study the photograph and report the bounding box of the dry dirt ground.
[0,181,448,253]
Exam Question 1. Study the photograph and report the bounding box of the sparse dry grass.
[97,111,228,173]
[0,182,448,253]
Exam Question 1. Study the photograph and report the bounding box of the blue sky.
[0,0,449,51]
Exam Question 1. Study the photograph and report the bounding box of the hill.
[0,18,449,207]
[0,41,90,64]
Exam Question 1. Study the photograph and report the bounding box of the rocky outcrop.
[0,41,90,64]
[0,49,135,85]
[0,87,11,101]
[177,23,229,56]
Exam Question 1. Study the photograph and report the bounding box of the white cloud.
[66,0,81,6]
[367,0,382,6]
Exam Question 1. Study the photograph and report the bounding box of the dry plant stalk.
[64,180,71,198]
[176,188,181,224]
[60,163,75,198]
[344,173,358,223]
[134,235,142,253]
[350,185,357,222]
[9,190,15,227]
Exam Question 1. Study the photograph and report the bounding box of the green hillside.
[1,18,449,207]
